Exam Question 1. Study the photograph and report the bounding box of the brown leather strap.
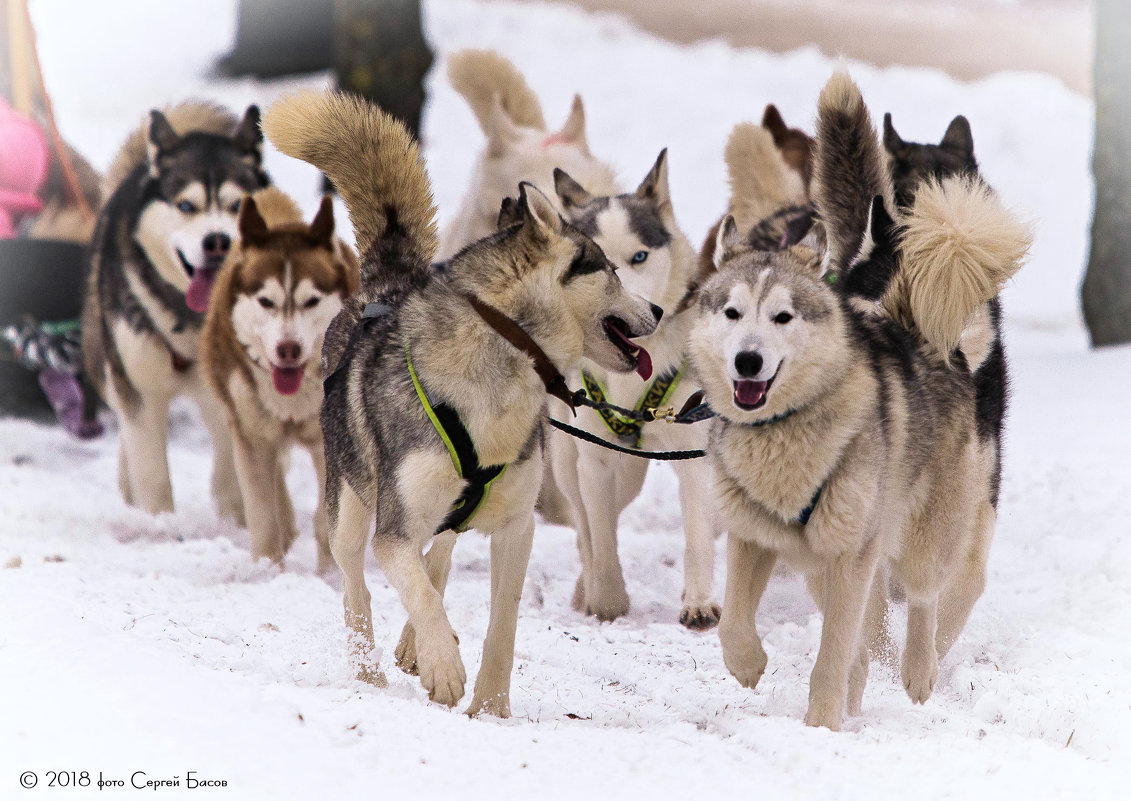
[463,293,577,414]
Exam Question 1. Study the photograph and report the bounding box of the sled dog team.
[83,50,1030,730]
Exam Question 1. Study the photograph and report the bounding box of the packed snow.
[2,0,1128,798]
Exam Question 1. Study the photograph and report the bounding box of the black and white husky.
[83,101,268,517]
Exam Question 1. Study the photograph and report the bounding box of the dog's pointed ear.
[233,105,264,160]
[238,195,270,245]
[713,215,745,269]
[555,94,589,154]
[518,181,563,241]
[761,104,788,144]
[497,195,523,229]
[147,110,180,173]
[940,114,974,161]
[553,167,592,210]
[307,195,335,247]
[635,148,671,209]
[883,113,906,154]
[486,93,520,156]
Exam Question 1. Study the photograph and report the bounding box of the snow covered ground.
[2,0,1128,798]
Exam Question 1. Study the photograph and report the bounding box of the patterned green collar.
[581,360,687,448]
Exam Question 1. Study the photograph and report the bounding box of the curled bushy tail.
[812,71,891,271]
[448,49,547,132]
[888,176,1032,361]
[724,122,808,233]
[262,90,437,288]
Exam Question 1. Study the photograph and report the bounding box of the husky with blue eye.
[689,72,1030,730]
[82,101,269,519]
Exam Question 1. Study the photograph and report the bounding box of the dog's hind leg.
[936,501,994,660]
[718,535,777,690]
[117,440,134,506]
[805,539,880,731]
[232,432,287,565]
[466,513,536,718]
[330,480,385,687]
[549,432,591,611]
[308,441,335,575]
[847,569,890,716]
[902,595,940,705]
[376,535,466,707]
[117,395,174,515]
[673,458,721,630]
[395,531,458,676]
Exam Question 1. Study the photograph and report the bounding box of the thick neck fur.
[398,277,561,468]
[713,339,876,522]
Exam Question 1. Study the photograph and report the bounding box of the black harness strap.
[430,401,506,534]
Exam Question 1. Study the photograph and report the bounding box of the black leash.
[548,417,706,460]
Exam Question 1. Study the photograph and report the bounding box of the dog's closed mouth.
[733,373,776,411]
[271,364,305,395]
[603,316,653,380]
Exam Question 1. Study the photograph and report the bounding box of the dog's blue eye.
[725,307,741,320]
[774,311,794,324]
[631,250,649,265]
[229,199,241,213]
[257,297,275,309]
[176,200,198,214]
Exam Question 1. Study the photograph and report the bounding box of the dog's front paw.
[679,600,721,631]
[394,622,419,676]
[585,575,630,622]
[416,629,466,707]
[720,630,768,689]
[804,698,843,731]
[214,487,245,526]
[465,691,511,719]
[356,663,388,688]
[901,643,939,705]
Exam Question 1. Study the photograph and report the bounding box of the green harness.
[581,361,687,448]
[405,340,508,534]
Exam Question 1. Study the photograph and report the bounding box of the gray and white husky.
[547,150,722,628]
[689,73,1030,730]
[263,91,659,716]
[83,101,268,518]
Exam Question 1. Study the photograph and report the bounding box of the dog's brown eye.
[257,297,275,309]
[303,297,320,309]
[774,311,793,324]
[725,307,741,320]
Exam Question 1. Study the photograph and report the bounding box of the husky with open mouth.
[200,187,359,573]
[690,72,1030,730]
[263,90,659,716]
[83,101,269,518]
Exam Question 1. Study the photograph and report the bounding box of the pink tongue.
[185,267,218,313]
[272,366,304,395]
[735,380,768,407]
[609,324,653,380]
[634,346,653,381]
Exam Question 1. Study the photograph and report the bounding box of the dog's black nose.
[650,303,664,322]
[734,350,763,378]
[276,341,302,362]
[203,232,231,258]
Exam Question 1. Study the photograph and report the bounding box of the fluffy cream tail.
[103,100,238,199]
[263,90,437,276]
[890,176,1032,361]
[724,123,808,232]
[448,49,547,132]
[812,71,892,271]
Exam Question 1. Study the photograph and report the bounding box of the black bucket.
[0,238,86,419]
